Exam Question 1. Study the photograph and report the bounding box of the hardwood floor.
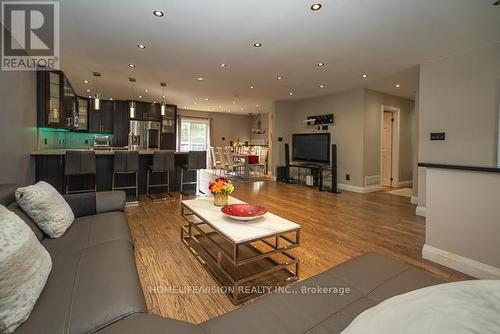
[125,172,469,324]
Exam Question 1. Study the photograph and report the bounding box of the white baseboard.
[338,183,382,193]
[422,244,500,279]
[410,196,418,205]
[416,206,426,217]
[397,180,413,187]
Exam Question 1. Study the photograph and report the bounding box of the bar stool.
[65,150,96,194]
[180,151,207,196]
[147,150,175,201]
[112,151,139,199]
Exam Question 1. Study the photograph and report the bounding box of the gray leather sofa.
[0,184,446,334]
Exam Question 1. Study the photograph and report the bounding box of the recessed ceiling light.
[137,44,145,49]
[153,10,164,17]
[88,95,92,98]
[86,89,90,92]
[138,95,142,98]
[220,63,227,68]
[83,80,89,84]
[317,62,325,66]
[194,102,197,105]
[319,84,325,88]
[204,98,209,101]
[232,101,236,104]
[277,76,283,80]
[362,74,368,78]
[218,104,222,108]
[110,98,113,100]
[196,77,204,81]
[162,95,166,98]
[311,3,322,11]
[253,42,262,47]
[128,64,135,68]
[289,92,293,95]
[256,104,259,107]
[144,89,148,92]
[250,85,254,89]
[395,84,400,88]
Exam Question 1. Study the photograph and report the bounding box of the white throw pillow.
[341,280,500,334]
[0,204,52,333]
[15,181,75,238]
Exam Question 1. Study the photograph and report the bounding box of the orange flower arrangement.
[208,177,234,195]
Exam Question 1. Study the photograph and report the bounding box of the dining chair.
[217,147,228,174]
[250,147,269,176]
[225,147,244,176]
[209,147,223,175]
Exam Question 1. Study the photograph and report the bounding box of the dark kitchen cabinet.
[89,100,113,133]
[62,75,77,129]
[75,97,89,131]
[160,104,177,150]
[37,71,64,128]
[113,100,129,147]
[130,101,161,121]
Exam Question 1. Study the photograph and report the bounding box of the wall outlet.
[278,137,283,142]
[430,132,446,140]
[346,174,350,181]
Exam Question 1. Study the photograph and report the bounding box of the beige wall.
[0,71,37,186]
[270,88,416,189]
[363,89,415,184]
[418,42,500,208]
[178,109,253,148]
[290,89,365,187]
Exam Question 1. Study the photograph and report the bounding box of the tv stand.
[288,162,329,191]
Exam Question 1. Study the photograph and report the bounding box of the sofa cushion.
[201,253,446,334]
[0,184,18,206]
[15,181,74,238]
[14,240,147,334]
[0,205,52,333]
[42,212,132,256]
[96,314,205,334]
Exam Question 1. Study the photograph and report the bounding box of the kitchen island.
[31,149,198,195]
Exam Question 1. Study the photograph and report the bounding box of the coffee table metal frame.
[180,203,300,305]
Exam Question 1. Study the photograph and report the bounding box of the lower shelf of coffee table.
[183,232,298,304]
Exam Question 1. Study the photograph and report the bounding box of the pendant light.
[93,72,101,110]
[129,77,136,118]
[160,82,167,116]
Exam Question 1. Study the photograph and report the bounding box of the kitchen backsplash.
[38,128,114,149]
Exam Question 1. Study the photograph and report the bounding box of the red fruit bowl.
[221,204,268,221]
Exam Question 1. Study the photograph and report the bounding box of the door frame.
[380,105,400,187]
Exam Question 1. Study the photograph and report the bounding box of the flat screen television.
[292,133,330,163]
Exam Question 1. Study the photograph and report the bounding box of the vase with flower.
[208,177,234,206]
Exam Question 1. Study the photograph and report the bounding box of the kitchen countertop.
[31,149,188,156]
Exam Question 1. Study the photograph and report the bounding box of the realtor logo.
[1,1,59,71]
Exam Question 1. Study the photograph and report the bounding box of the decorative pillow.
[15,181,75,238]
[341,280,500,334]
[0,204,52,333]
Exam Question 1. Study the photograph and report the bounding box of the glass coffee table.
[181,196,301,305]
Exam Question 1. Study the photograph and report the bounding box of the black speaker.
[284,143,290,182]
[331,144,340,193]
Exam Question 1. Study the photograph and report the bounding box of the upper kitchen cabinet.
[130,101,161,121]
[37,70,85,130]
[76,97,89,131]
[89,99,114,133]
[113,100,129,147]
[37,71,64,128]
[160,104,177,150]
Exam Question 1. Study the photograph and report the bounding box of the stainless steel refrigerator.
[128,120,161,150]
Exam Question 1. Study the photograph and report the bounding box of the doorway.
[381,111,393,187]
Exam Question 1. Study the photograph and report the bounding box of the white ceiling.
[59,0,500,114]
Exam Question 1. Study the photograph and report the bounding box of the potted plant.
[208,177,234,206]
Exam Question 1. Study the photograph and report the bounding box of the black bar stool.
[147,150,175,201]
[65,151,97,194]
[180,151,207,196]
[112,151,139,199]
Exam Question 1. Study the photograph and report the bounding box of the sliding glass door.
[179,117,209,152]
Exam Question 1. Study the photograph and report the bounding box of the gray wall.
[363,89,415,184]
[0,71,37,186]
[418,42,500,208]
[178,109,253,148]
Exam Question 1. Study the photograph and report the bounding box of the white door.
[381,111,393,187]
